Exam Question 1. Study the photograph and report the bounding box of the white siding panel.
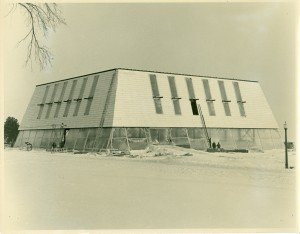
[112,70,278,129]
[20,69,278,130]
[19,71,116,130]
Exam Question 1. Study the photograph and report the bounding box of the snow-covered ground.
[1,146,298,231]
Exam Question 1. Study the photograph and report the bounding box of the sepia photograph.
[1,1,298,232]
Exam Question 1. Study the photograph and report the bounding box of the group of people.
[50,140,65,153]
[208,138,221,150]
[212,141,221,149]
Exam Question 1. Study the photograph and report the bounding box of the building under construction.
[14,68,283,152]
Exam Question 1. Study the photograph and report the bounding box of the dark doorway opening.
[190,100,199,115]
[61,128,70,148]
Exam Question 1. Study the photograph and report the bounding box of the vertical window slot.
[150,74,161,97]
[42,85,50,103]
[186,78,196,99]
[218,80,228,100]
[186,78,199,115]
[238,102,246,116]
[37,85,50,119]
[223,102,231,116]
[173,99,181,115]
[168,76,181,115]
[45,83,59,119]
[233,81,243,101]
[168,76,178,98]
[63,80,77,117]
[84,75,99,115]
[149,74,163,114]
[233,81,246,116]
[54,81,67,118]
[37,105,45,119]
[207,101,216,116]
[202,79,216,116]
[202,79,213,100]
[218,80,231,116]
[74,78,87,116]
[154,98,163,114]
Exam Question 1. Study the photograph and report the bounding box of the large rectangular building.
[14,68,282,151]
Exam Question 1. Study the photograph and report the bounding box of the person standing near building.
[51,142,56,153]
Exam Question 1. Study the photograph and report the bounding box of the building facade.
[14,68,282,151]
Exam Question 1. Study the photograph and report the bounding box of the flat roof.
[36,68,258,87]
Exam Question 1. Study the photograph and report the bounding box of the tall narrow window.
[45,83,59,119]
[150,74,163,114]
[233,81,246,116]
[84,75,99,115]
[168,76,181,115]
[218,80,231,116]
[63,80,77,117]
[186,78,199,115]
[54,81,67,118]
[37,85,50,119]
[202,79,216,116]
[186,78,196,99]
[73,78,87,116]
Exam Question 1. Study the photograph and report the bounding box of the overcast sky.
[3,2,297,140]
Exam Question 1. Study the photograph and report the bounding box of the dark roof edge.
[36,68,117,87]
[117,68,259,83]
[36,67,258,87]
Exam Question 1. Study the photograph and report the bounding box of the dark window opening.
[186,78,199,115]
[190,99,199,115]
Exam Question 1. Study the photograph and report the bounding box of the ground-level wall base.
[14,127,283,152]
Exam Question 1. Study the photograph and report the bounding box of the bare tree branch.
[4,3,18,18]
[17,3,66,70]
